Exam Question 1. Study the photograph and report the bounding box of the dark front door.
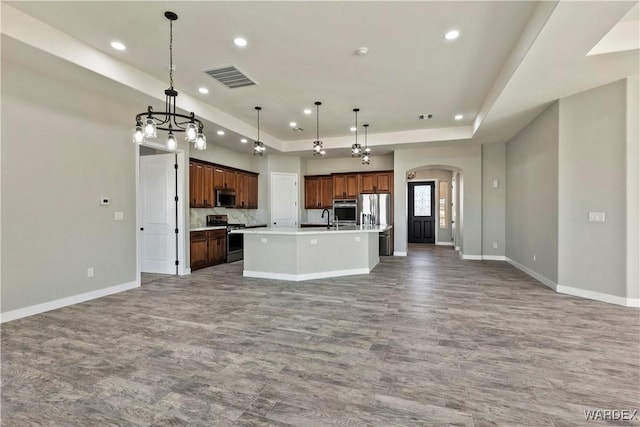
[408,181,435,243]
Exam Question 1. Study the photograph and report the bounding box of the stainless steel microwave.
[216,189,236,207]
[333,199,357,223]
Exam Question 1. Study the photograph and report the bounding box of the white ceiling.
[2,1,638,159]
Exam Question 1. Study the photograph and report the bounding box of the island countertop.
[230,225,391,235]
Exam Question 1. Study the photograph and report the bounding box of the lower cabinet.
[190,229,226,271]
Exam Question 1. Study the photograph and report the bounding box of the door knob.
[140,227,144,231]
[273,222,276,225]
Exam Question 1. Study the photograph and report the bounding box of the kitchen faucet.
[321,209,331,229]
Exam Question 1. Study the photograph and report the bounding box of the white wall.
[482,143,506,257]
[1,52,137,313]
[506,102,559,283]
[558,80,627,298]
[191,144,256,173]
[305,154,393,175]
[393,143,482,256]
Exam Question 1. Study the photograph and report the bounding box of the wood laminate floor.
[2,245,639,426]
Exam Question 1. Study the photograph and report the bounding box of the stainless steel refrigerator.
[358,193,393,255]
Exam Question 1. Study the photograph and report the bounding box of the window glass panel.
[439,181,448,228]
[414,185,431,216]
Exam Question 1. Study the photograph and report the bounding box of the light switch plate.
[588,212,605,222]
[115,211,124,221]
[492,180,499,189]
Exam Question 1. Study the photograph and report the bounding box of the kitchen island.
[230,225,391,281]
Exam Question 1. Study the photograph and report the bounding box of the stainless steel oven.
[226,225,245,263]
[206,214,245,263]
[333,199,357,224]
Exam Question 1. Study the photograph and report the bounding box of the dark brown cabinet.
[333,173,358,199]
[235,172,247,208]
[190,229,226,271]
[247,174,258,209]
[304,170,394,210]
[202,164,215,207]
[189,158,259,209]
[189,161,205,207]
[304,175,333,209]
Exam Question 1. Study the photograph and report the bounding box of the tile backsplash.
[190,208,267,228]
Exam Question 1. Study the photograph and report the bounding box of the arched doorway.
[406,166,461,247]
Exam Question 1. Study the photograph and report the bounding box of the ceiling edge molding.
[281,126,473,153]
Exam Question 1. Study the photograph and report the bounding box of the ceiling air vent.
[204,65,257,89]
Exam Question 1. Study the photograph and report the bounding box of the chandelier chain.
[169,18,174,89]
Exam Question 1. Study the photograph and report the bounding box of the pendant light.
[351,108,361,157]
[362,123,371,165]
[133,12,206,151]
[253,106,265,156]
[312,101,325,156]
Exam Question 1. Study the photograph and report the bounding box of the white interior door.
[270,172,298,227]
[140,153,176,274]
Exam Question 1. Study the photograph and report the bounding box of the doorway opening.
[137,145,187,279]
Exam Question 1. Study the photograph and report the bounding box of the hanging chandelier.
[362,123,371,165]
[312,101,326,156]
[253,106,265,156]
[132,11,206,151]
[351,108,362,157]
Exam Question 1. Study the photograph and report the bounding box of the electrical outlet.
[355,236,361,242]
[588,211,605,222]
[310,239,318,245]
[260,238,268,243]
[492,242,498,249]
[87,267,94,278]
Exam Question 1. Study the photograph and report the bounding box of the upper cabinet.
[304,175,333,209]
[333,173,358,199]
[189,159,259,209]
[305,170,394,209]
[247,174,258,209]
[359,171,393,194]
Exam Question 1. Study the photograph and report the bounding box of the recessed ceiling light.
[234,37,247,47]
[198,87,209,94]
[240,138,248,143]
[289,122,297,127]
[350,127,357,132]
[445,30,460,40]
[110,41,126,51]
[217,130,225,135]
[303,109,312,115]
[454,114,463,120]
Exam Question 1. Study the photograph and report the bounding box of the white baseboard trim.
[0,281,140,323]
[556,285,635,307]
[244,268,370,282]
[435,242,455,246]
[505,257,557,290]
[460,253,483,260]
[627,298,640,308]
[482,255,507,261]
[393,251,407,256]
